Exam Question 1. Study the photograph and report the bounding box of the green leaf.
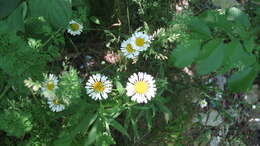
[196,39,224,75]
[227,7,250,28]
[71,113,98,136]
[220,40,256,73]
[169,40,201,68]
[199,10,233,33]
[115,80,125,96]
[156,102,172,123]
[49,0,72,28]
[222,40,239,63]
[0,111,32,138]
[189,17,212,38]
[131,118,139,138]
[109,119,130,139]
[4,2,25,32]
[228,66,259,92]
[29,0,72,28]
[0,0,21,19]
[85,121,98,146]
[243,37,255,53]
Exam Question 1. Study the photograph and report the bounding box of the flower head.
[126,72,157,103]
[41,74,58,99]
[199,99,208,108]
[85,74,112,100]
[47,98,65,112]
[67,20,83,36]
[130,32,151,51]
[104,51,121,64]
[120,39,139,59]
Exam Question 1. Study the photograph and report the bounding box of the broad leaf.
[228,66,259,92]
[29,0,72,28]
[220,40,256,73]
[5,3,25,32]
[170,39,201,68]
[227,7,250,28]
[0,0,21,19]
[189,17,212,38]
[196,39,224,75]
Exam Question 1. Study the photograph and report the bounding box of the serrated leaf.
[110,119,130,139]
[228,66,259,92]
[169,40,201,68]
[196,39,224,75]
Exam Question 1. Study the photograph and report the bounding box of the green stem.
[68,37,80,53]
[41,28,63,49]
[126,0,131,33]
[0,86,10,100]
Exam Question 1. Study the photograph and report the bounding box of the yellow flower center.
[135,37,145,47]
[47,81,55,91]
[126,44,135,53]
[93,82,105,92]
[70,23,80,31]
[134,81,148,94]
[53,99,60,105]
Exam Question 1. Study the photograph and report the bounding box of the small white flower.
[47,98,65,112]
[41,74,58,99]
[126,72,157,103]
[130,32,151,51]
[199,99,208,108]
[120,39,140,59]
[67,20,83,36]
[85,74,112,100]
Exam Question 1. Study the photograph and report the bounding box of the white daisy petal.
[126,72,157,104]
[85,74,112,101]
[41,74,59,99]
[67,20,83,36]
[47,98,65,112]
[120,39,140,59]
[130,32,151,51]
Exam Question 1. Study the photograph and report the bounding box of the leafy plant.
[169,8,259,92]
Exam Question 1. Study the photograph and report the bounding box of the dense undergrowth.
[0,0,259,145]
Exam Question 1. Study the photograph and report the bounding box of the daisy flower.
[199,99,208,108]
[67,20,83,36]
[41,74,58,99]
[130,32,151,51]
[126,72,157,103]
[120,39,140,59]
[85,74,112,100]
[47,98,65,112]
